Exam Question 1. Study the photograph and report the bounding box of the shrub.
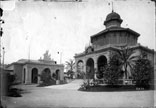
[132,58,153,89]
[77,71,85,79]
[103,56,122,86]
[6,72,22,97]
[38,71,56,87]
[79,81,90,91]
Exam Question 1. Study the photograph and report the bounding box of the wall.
[14,64,23,82]
[92,31,138,49]
[23,63,64,84]
[75,50,110,76]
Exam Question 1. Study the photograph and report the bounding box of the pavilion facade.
[75,11,155,85]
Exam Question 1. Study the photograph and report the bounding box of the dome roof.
[104,11,123,25]
[106,12,121,21]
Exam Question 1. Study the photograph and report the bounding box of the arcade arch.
[97,55,107,79]
[55,69,60,80]
[77,60,84,78]
[86,58,94,79]
[31,68,38,83]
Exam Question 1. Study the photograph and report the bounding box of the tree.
[39,70,56,86]
[132,58,153,88]
[66,59,75,78]
[77,70,85,79]
[115,46,139,80]
[103,55,123,86]
[67,70,74,79]
[6,72,22,97]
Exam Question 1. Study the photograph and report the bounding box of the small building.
[6,50,64,84]
[75,11,155,85]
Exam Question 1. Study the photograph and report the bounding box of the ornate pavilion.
[74,11,155,84]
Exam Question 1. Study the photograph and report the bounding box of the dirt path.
[3,79,155,108]
[45,79,83,90]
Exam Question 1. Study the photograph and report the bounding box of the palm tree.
[115,46,139,81]
[65,59,75,78]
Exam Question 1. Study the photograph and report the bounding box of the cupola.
[104,11,123,28]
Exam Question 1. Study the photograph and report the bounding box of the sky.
[0,0,155,65]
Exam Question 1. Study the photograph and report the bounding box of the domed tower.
[104,11,123,28]
[90,11,140,48]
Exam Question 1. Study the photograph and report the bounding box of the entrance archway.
[97,55,107,79]
[77,60,84,78]
[31,68,38,83]
[56,69,60,80]
[86,58,94,79]
[43,68,51,74]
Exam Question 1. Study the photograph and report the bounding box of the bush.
[6,72,22,97]
[67,70,74,79]
[132,58,153,89]
[79,81,90,91]
[103,56,122,86]
[77,71,85,79]
[38,71,56,87]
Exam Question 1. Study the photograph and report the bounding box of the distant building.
[6,50,64,84]
[75,11,155,85]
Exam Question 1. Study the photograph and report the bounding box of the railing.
[119,79,135,85]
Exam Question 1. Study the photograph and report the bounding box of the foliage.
[132,58,153,88]
[103,55,123,85]
[79,81,90,91]
[66,59,75,78]
[6,72,22,97]
[115,46,139,79]
[67,70,74,79]
[77,70,85,79]
[39,71,56,86]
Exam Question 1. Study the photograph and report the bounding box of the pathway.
[3,79,155,108]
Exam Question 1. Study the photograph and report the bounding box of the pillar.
[83,59,86,73]
[25,66,31,84]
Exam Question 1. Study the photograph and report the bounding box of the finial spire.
[112,1,114,12]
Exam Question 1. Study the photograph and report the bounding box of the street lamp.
[0,7,5,107]
[2,47,5,70]
[0,7,4,67]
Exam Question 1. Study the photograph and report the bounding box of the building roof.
[75,43,155,58]
[90,26,140,43]
[104,11,123,25]
[6,59,63,68]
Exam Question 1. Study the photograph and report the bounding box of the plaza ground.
[3,79,155,108]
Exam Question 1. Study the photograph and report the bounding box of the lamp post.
[2,47,5,70]
[0,7,4,107]
[0,7,4,68]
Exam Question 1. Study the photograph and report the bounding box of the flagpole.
[58,51,62,64]
[60,52,62,64]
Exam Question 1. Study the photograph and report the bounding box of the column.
[37,68,41,84]
[83,60,86,73]
[25,67,29,84]
[26,66,31,84]
[75,59,78,78]
[94,58,97,71]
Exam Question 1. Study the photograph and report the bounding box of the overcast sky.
[0,0,155,65]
